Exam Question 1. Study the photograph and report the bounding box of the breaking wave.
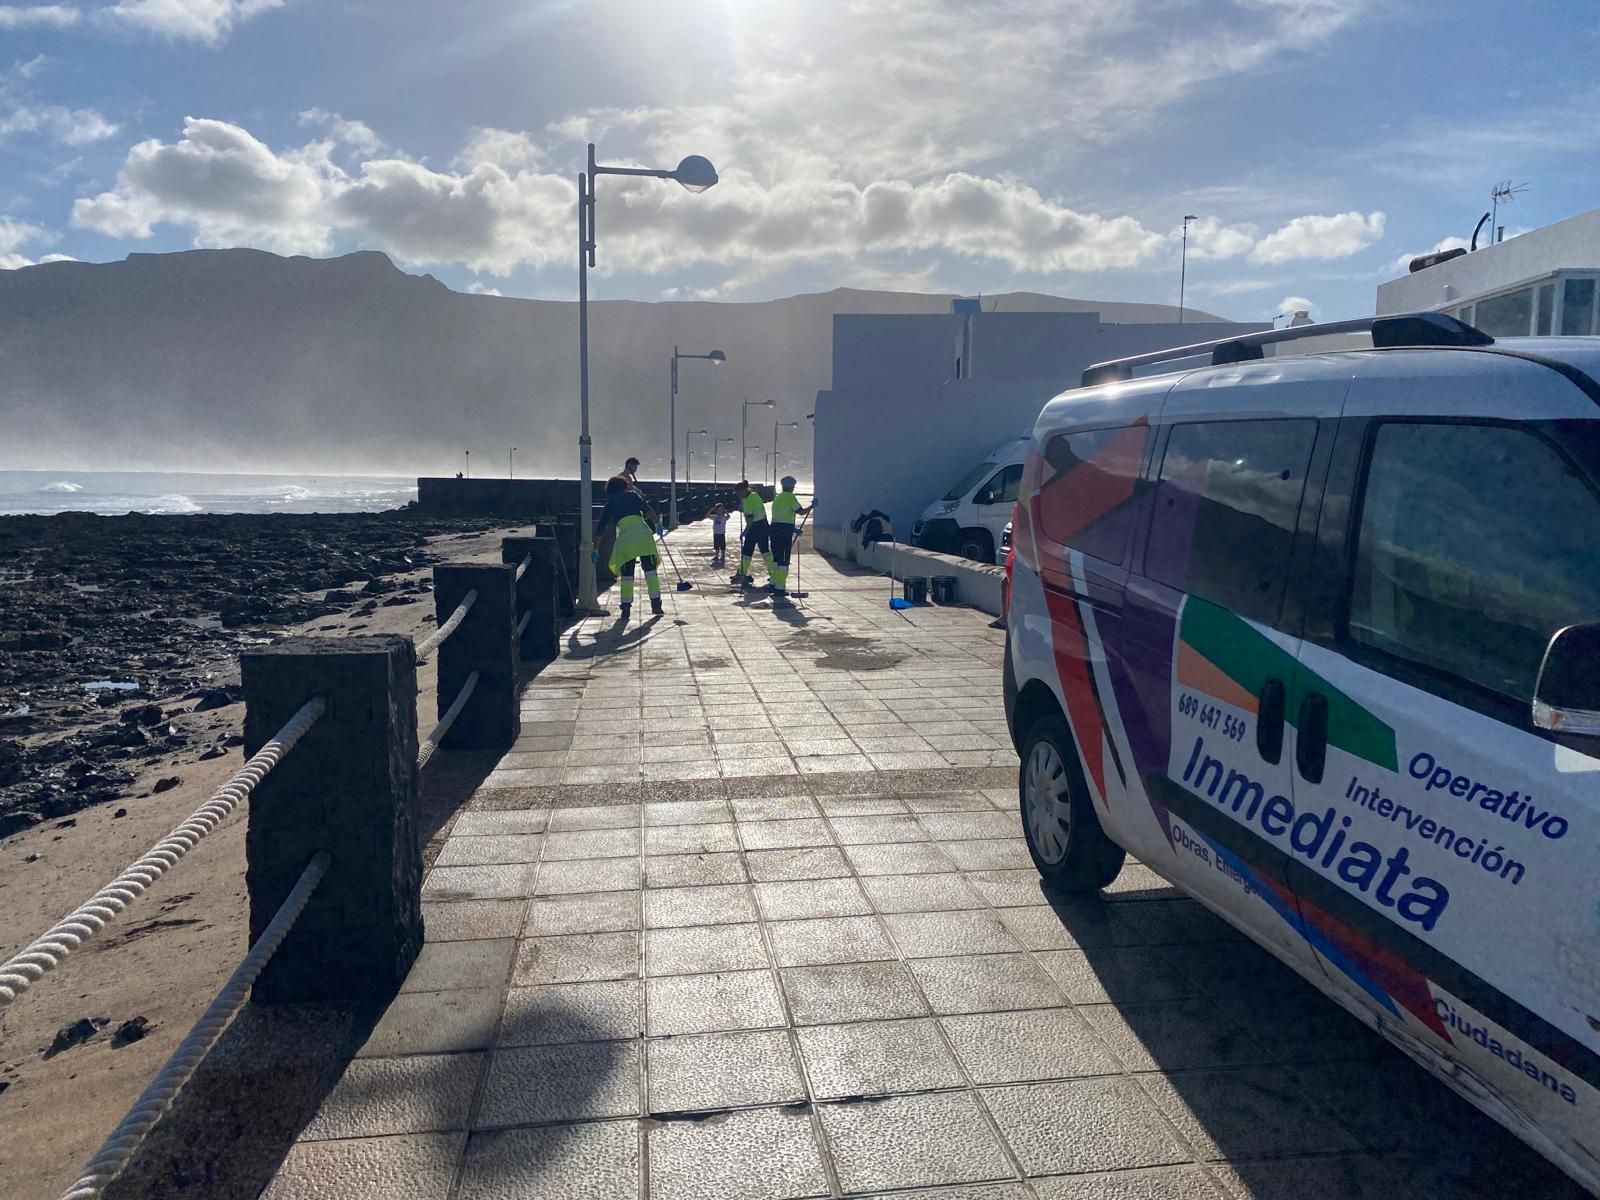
[38,481,84,493]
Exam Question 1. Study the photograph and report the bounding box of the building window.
[1562,278,1597,336]
[1536,283,1555,336]
[1349,422,1600,704]
[1038,425,1152,567]
[983,464,1022,506]
[1145,419,1318,626]
[1474,287,1534,337]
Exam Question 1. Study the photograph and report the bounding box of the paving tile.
[819,1091,1014,1193]
[909,954,1064,1015]
[644,851,748,887]
[512,931,640,985]
[738,817,835,849]
[842,841,954,875]
[423,900,526,942]
[647,1104,829,1200]
[1111,898,1244,946]
[1028,1167,1226,1200]
[796,1018,964,1098]
[816,795,908,816]
[646,922,770,976]
[482,767,564,788]
[797,753,873,774]
[1100,862,1182,900]
[881,910,1021,957]
[457,1120,637,1200]
[536,857,641,895]
[1208,1155,1425,1200]
[766,916,896,967]
[435,835,544,868]
[995,902,1137,951]
[941,1008,1119,1084]
[300,1053,483,1141]
[721,756,800,777]
[476,1040,640,1127]
[647,1029,806,1113]
[644,798,731,825]
[499,980,643,1046]
[424,864,538,902]
[964,869,1050,908]
[1161,940,1313,1000]
[453,811,549,835]
[547,804,641,831]
[360,988,502,1056]
[647,969,786,1036]
[644,821,739,855]
[543,827,642,860]
[1211,988,1387,1065]
[1284,1057,1509,1155]
[525,891,640,937]
[745,846,852,881]
[862,872,985,914]
[1034,948,1196,1005]
[263,1132,465,1200]
[780,961,930,1025]
[730,795,820,821]
[981,1078,1191,1176]
[830,814,928,844]
[1136,1068,1361,1161]
[643,883,758,927]
[402,938,516,993]
[900,792,993,812]
[939,838,1034,871]
[754,877,872,920]
[1078,1000,1269,1072]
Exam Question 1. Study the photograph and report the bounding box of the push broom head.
[888,597,914,610]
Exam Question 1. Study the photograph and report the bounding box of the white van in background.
[912,436,1029,563]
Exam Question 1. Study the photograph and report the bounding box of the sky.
[1,0,1597,322]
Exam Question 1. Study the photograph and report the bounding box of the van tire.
[958,529,994,564]
[1018,714,1125,892]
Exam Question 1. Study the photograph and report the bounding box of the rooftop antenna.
[1489,180,1528,244]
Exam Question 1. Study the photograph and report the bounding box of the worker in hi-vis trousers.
[594,477,663,620]
[770,476,812,600]
[731,480,774,588]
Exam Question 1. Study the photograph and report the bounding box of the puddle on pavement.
[780,629,905,671]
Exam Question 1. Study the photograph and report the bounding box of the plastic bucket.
[901,576,929,605]
[931,576,958,604]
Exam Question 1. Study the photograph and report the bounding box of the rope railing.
[517,609,533,637]
[58,853,331,1200]
[0,696,326,1010]
[414,588,476,662]
[514,553,531,582]
[417,671,479,771]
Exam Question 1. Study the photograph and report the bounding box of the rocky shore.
[0,509,500,837]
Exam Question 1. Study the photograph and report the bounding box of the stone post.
[502,535,560,661]
[433,562,518,748]
[240,636,421,1008]
[546,522,579,618]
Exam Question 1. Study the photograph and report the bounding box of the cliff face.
[0,249,1223,476]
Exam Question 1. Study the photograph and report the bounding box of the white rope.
[517,609,533,636]
[58,853,331,1200]
[417,671,478,770]
[0,697,326,1010]
[514,554,531,582]
[414,589,476,662]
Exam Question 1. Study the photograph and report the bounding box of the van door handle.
[1256,678,1286,765]
[1296,692,1329,784]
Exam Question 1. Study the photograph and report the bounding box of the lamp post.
[772,420,799,486]
[685,428,707,486]
[741,398,773,481]
[1179,213,1197,325]
[509,446,517,479]
[714,437,734,485]
[464,449,470,478]
[576,142,719,612]
[670,348,726,529]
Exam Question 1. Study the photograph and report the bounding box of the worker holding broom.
[594,476,663,620]
[731,480,774,589]
[770,476,812,600]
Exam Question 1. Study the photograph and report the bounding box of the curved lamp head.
[692,428,708,436]
[707,349,726,365]
[673,155,719,193]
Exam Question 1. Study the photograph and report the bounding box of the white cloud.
[454,127,543,172]
[1389,235,1468,276]
[0,214,48,268]
[106,0,281,43]
[0,50,117,145]
[464,281,502,296]
[297,108,383,155]
[0,4,80,28]
[1277,295,1316,318]
[1203,279,1275,296]
[1249,211,1386,264]
[1178,216,1258,262]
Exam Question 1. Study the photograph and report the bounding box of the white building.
[1377,206,1600,338]
[811,304,1267,559]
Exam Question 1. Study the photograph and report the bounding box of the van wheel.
[1018,714,1125,892]
[958,529,994,563]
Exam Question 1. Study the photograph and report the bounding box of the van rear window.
[1145,419,1318,626]
[1038,425,1150,566]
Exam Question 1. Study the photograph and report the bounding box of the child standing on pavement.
[710,503,728,566]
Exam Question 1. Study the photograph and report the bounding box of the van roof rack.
[1080,312,1493,388]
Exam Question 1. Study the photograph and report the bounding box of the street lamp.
[464,449,470,478]
[713,436,734,485]
[1179,213,1197,325]
[685,428,708,486]
[509,446,518,479]
[772,420,799,486]
[670,348,726,529]
[576,142,719,611]
[741,398,774,481]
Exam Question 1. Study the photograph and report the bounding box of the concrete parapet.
[433,563,518,749]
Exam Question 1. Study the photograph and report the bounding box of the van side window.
[1146,419,1318,625]
[1038,425,1151,566]
[1347,421,1600,704]
[983,464,1022,505]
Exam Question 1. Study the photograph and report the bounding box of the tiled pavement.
[263,524,1585,1200]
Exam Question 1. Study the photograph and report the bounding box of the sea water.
[0,470,417,516]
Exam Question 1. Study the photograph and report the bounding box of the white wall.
[1377,208,1600,314]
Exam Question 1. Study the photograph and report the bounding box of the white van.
[1003,313,1600,1191]
[912,436,1028,563]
